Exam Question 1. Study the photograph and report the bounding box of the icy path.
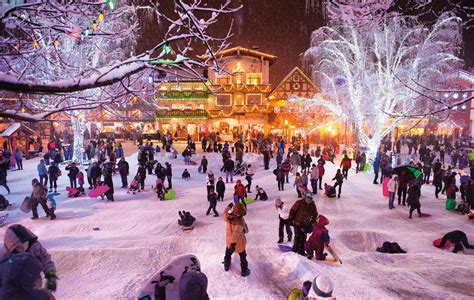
[0,150,473,299]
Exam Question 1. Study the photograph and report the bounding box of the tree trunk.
[71,116,86,163]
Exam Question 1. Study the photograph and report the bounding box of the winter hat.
[304,193,314,202]
[4,225,37,253]
[275,198,283,207]
[179,271,209,300]
[308,274,334,298]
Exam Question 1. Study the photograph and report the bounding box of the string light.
[54,39,59,47]
[92,21,98,31]
[453,92,459,99]
[84,27,90,37]
[33,40,38,48]
[107,0,115,10]
[98,12,104,22]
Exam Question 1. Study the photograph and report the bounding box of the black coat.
[407,185,421,208]
[224,159,235,171]
[216,181,226,193]
[117,160,129,176]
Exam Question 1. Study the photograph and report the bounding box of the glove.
[228,202,234,208]
[228,243,236,254]
[45,272,57,292]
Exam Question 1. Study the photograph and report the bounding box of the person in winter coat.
[332,169,344,198]
[275,198,292,243]
[294,172,304,198]
[0,252,55,299]
[373,153,381,184]
[13,148,23,170]
[422,162,432,184]
[103,169,114,202]
[77,171,85,191]
[234,180,247,203]
[317,160,325,190]
[310,164,319,194]
[206,189,219,217]
[223,202,250,277]
[340,155,351,179]
[435,230,474,253]
[224,158,235,183]
[275,166,285,191]
[216,177,225,201]
[137,163,147,190]
[182,169,191,180]
[47,164,59,193]
[31,179,55,220]
[397,171,410,206]
[433,169,443,198]
[290,152,301,174]
[0,224,57,294]
[276,153,283,168]
[244,166,253,193]
[388,175,398,209]
[0,157,11,194]
[117,157,129,188]
[305,215,330,260]
[407,184,422,218]
[65,162,79,188]
[164,162,173,189]
[200,156,208,174]
[254,185,268,201]
[466,180,474,209]
[289,193,318,255]
[263,149,270,170]
[281,159,291,183]
[37,159,48,187]
[90,162,102,188]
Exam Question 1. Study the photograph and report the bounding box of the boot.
[239,251,250,277]
[223,253,231,271]
[277,239,283,244]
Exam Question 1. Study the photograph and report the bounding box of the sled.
[420,212,432,218]
[287,288,303,300]
[325,243,342,264]
[89,185,110,198]
[137,254,201,300]
[20,196,32,213]
[181,224,195,232]
[446,199,456,211]
[363,162,369,172]
[0,213,9,227]
[189,160,198,165]
[66,186,83,197]
[382,177,390,197]
[433,238,453,250]
[244,197,255,205]
[278,244,293,253]
[164,189,177,200]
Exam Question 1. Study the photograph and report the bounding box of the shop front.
[156,109,208,140]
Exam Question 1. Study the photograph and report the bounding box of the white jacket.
[388,178,398,193]
[310,167,319,180]
[277,204,290,220]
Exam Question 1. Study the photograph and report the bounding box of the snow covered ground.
[0,146,473,299]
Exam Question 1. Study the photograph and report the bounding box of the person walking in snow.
[290,151,301,174]
[332,169,344,198]
[275,166,286,191]
[289,193,318,256]
[340,154,351,179]
[305,215,330,260]
[224,158,235,183]
[244,166,253,193]
[37,159,48,187]
[216,177,225,201]
[200,156,208,174]
[65,162,79,188]
[281,159,291,183]
[30,178,56,220]
[103,163,114,201]
[137,163,147,191]
[223,202,250,277]
[47,164,59,193]
[275,198,292,243]
[117,157,129,188]
[0,156,11,194]
[310,164,319,194]
[164,162,173,189]
[234,180,247,203]
[0,224,58,294]
[388,175,398,209]
[13,148,23,170]
[206,189,219,217]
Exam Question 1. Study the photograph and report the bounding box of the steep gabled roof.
[204,47,277,65]
[272,67,318,94]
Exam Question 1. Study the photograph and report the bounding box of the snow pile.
[0,146,472,299]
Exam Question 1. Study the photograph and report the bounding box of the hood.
[4,225,38,253]
[233,202,247,217]
[317,215,329,227]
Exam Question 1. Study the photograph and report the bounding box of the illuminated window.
[246,94,262,105]
[235,74,243,84]
[216,94,232,106]
[215,75,230,85]
[246,73,262,85]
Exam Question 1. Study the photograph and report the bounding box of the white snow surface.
[0,148,473,299]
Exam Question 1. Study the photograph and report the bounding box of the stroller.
[128,174,141,194]
[324,183,336,198]
[234,162,247,176]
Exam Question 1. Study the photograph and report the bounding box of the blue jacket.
[116,148,124,158]
[37,163,47,176]
[13,150,22,161]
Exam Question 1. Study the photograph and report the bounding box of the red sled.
[189,160,198,165]
[433,238,453,249]
[89,185,110,198]
[382,177,390,197]
[420,212,431,218]
[66,186,83,197]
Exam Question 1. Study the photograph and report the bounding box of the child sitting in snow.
[182,169,191,180]
[254,185,268,201]
[178,210,196,227]
[305,215,330,260]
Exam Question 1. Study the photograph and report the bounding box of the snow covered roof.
[203,47,277,64]
[1,122,35,137]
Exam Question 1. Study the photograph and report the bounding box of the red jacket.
[306,215,329,256]
[234,183,246,197]
[318,165,325,177]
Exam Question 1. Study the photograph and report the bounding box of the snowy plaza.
[0,1,474,300]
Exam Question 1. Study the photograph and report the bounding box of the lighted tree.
[296,13,463,160]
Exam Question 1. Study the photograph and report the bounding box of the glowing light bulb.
[98,12,104,22]
[453,92,459,99]
[33,40,38,48]
[444,93,449,98]
[84,28,90,36]
[54,39,59,47]
[463,93,468,99]
[92,21,98,31]
[461,105,466,110]
[148,76,153,84]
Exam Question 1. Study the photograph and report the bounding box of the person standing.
[397,171,409,206]
[223,201,250,277]
[310,164,319,194]
[373,153,380,184]
[47,164,59,193]
[30,179,55,220]
[275,166,285,191]
[13,148,23,170]
[332,169,344,198]
[294,172,303,198]
[289,193,318,256]
[165,162,173,189]
[200,156,208,174]
[245,166,253,193]
[281,159,291,184]
[206,189,219,217]
[216,177,226,201]
[388,175,398,209]
[263,148,270,170]
[340,154,351,179]
[234,180,246,203]
[37,159,48,187]
[117,157,129,188]
[0,156,10,194]
[224,158,235,183]
[433,169,443,198]
[275,198,292,243]
[407,184,422,218]
[65,162,79,188]
[317,160,325,190]
[103,163,114,201]
[90,162,102,188]
[290,151,301,174]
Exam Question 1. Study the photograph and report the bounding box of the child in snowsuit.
[254,185,268,201]
[206,189,219,217]
[182,169,191,180]
[436,230,474,253]
[275,198,292,243]
[234,180,247,204]
[305,215,330,260]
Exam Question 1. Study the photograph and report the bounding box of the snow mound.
[339,230,391,252]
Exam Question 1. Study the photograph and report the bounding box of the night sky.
[137,0,473,86]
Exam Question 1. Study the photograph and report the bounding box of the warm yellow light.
[98,12,104,22]
[54,39,59,47]
[33,40,38,48]
[92,21,98,31]
[284,120,288,125]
